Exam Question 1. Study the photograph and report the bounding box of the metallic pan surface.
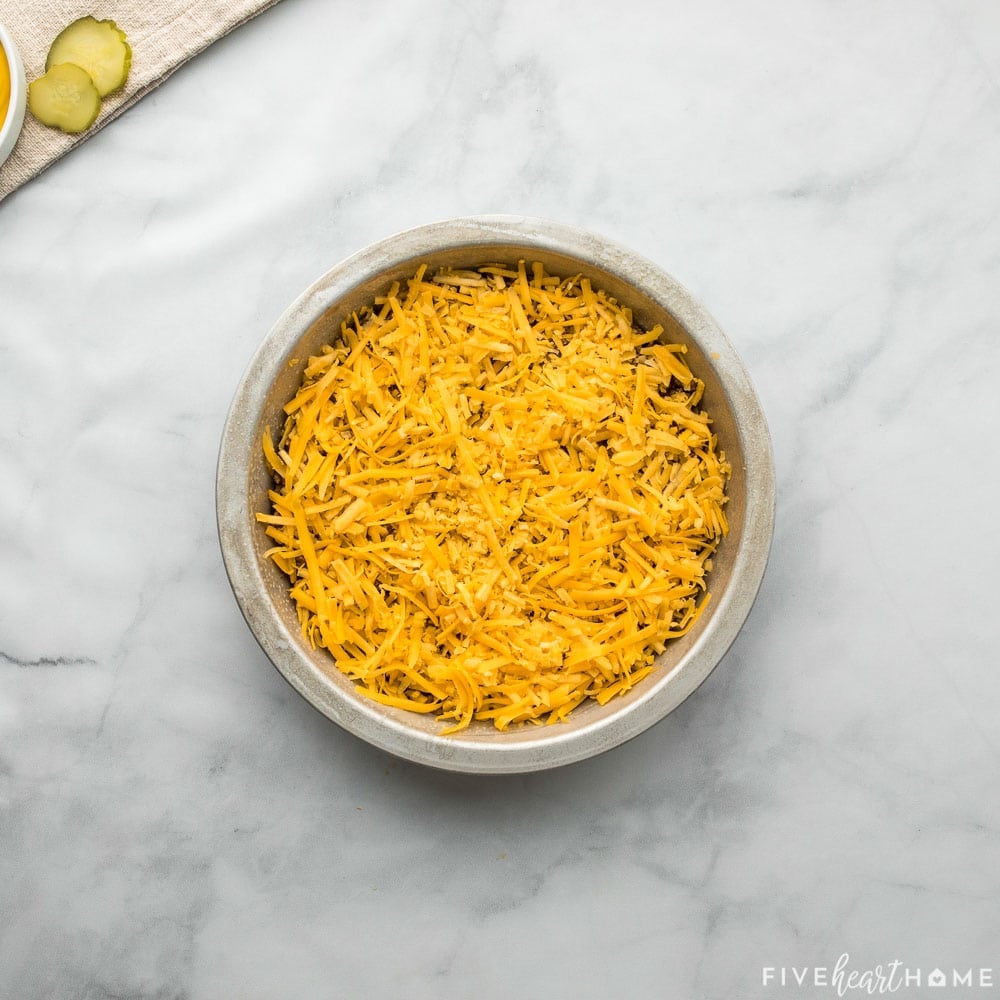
[216,216,775,774]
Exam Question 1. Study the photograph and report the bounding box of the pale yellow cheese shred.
[258,261,730,733]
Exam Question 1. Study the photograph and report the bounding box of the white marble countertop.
[3,2,1000,997]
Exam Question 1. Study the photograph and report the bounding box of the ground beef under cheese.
[258,261,730,733]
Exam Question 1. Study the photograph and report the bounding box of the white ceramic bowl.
[217,216,775,773]
[0,23,26,167]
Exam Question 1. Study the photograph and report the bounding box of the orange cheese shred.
[258,262,730,732]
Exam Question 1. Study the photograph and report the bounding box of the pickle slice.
[46,16,132,98]
[28,63,102,134]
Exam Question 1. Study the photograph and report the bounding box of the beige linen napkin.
[0,0,282,201]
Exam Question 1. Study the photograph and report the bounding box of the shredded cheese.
[258,261,730,733]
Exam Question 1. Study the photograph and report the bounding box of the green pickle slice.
[46,16,132,98]
[28,63,102,134]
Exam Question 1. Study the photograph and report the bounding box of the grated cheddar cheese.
[258,262,730,733]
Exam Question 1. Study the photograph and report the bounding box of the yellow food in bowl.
[0,42,11,126]
[258,261,730,732]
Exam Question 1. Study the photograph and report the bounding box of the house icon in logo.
[928,968,947,988]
